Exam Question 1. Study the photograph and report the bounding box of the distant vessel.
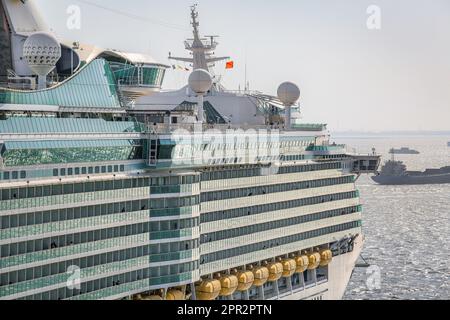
[389,147,420,155]
[447,142,450,147]
[372,160,450,185]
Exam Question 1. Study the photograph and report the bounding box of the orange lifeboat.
[267,262,283,282]
[195,279,221,301]
[166,289,185,300]
[295,255,309,273]
[319,249,333,266]
[252,266,269,287]
[218,275,238,297]
[307,252,321,270]
[236,271,254,291]
[281,259,296,277]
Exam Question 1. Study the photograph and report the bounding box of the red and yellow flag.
[225,61,234,69]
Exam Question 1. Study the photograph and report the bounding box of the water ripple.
[336,136,450,300]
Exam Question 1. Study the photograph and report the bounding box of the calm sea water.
[333,134,450,300]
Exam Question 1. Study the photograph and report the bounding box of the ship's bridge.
[346,154,381,175]
[306,144,381,175]
[95,50,169,104]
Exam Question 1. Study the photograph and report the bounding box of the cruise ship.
[0,1,380,300]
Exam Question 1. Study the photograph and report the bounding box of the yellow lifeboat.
[166,289,185,300]
[218,275,238,296]
[196,279,221,301]
[319,249,333,266]
[307,252,321,270]
[267,262,283,282]
[281,259,296,277]
[295,255,309,273]
[252,266,269,287]
[236,271,254,291]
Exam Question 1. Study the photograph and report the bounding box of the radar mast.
[168,5,229,72]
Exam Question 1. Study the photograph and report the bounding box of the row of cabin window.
[0,218,199,258]
[52,165,125,177]
[0,239,199,287]
[0,195,198,229]
[201,205,359,243]
[200,221,360,264]
[149,196,199,210]
[1,170,27,180]
[18,261,199,300]
[199,161,341,182]
[200,176,353,202]
[0,199,150,229]
[201,191,358,223]
[0,175,199,201]
[278,162,341,174]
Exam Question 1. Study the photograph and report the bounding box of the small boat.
[389,147,419,155]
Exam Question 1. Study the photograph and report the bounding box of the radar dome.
[277,82,300,106]
[188,69,213,95]
[23,32,61,76]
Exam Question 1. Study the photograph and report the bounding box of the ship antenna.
[168,5,230,72]
[191,4,200,42]
[244,55,247,92]
[391,150,395,162]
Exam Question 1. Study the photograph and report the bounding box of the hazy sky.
[35,0,450,131]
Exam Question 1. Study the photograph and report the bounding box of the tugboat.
[372,160,450,185]
[389,147,420,155]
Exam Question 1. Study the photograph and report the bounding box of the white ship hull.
[281,234,363,300]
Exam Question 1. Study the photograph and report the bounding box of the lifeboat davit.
[252,266,269,287]
[236,271,254,291]
[319,249,333,266]
[307,252,321,270]
[267,262,283,282]
[218,275,238,296]
[281,259,296,277]
[295,255,309,273]
[196,279,221,301]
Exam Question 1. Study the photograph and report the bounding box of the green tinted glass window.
[0,59,121,108]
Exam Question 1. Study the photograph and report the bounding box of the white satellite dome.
[277,82,300,106]
[23,31,61,76]
[188,69,213,95]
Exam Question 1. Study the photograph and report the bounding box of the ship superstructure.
[0,1,380,300]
